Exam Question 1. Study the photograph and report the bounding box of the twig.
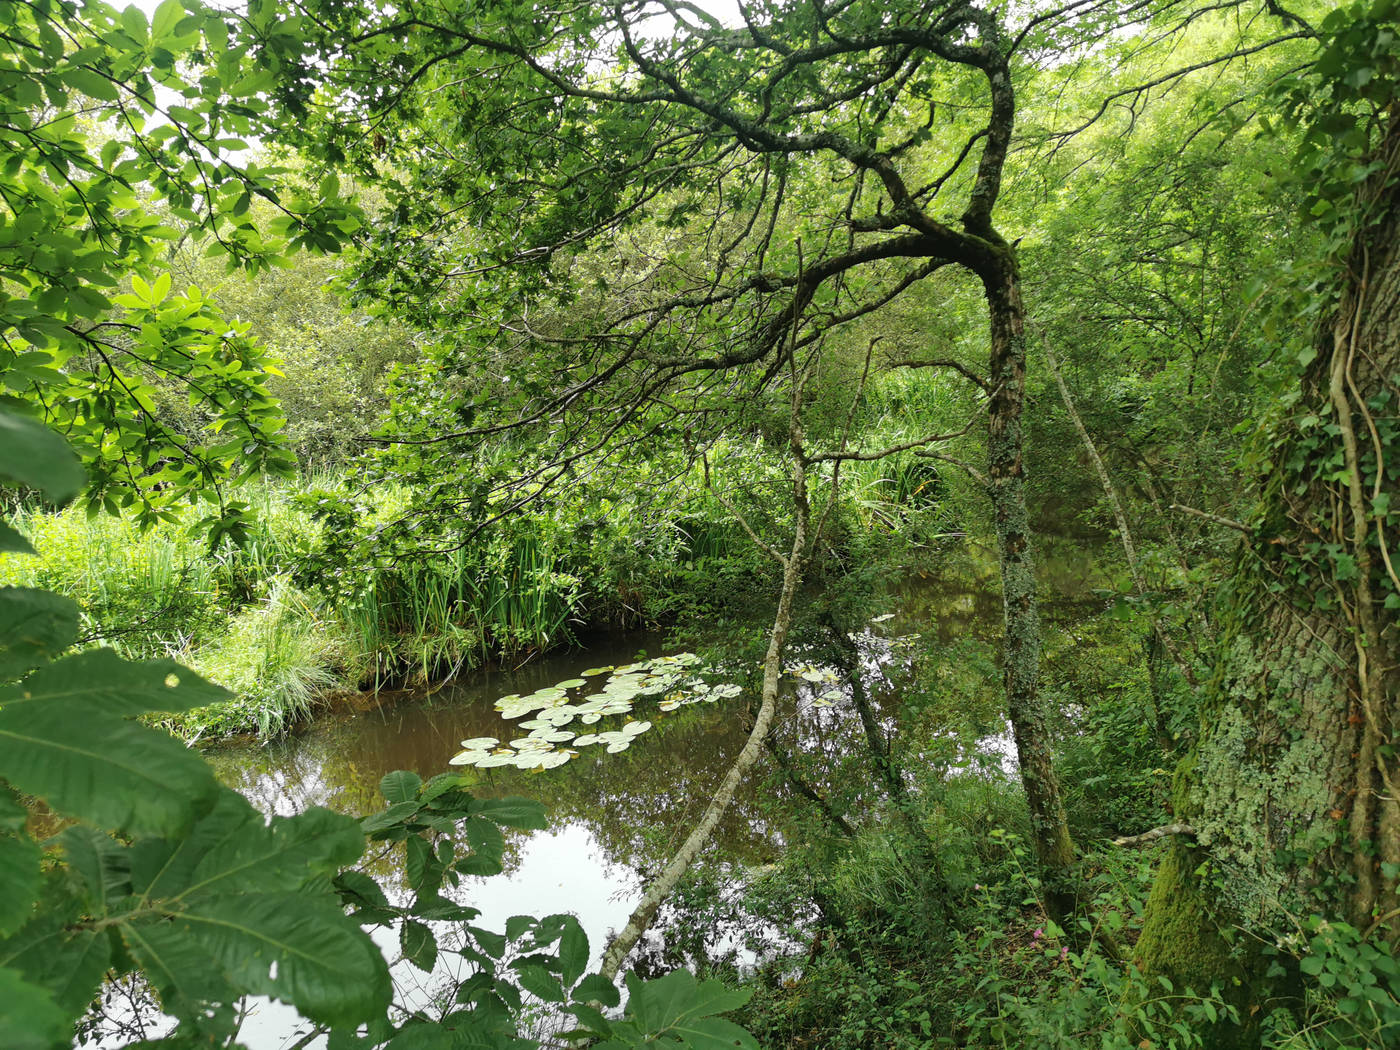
[1169,503,1251,533]
[1112,823,1197,847]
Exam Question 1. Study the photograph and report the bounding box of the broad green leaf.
[473,797,547,830]
[515,962,565,1003]
[0,408,84,504]
[0,698,218,836]
[380,770,422,804]
[404,834,434,890]
[185,803,365,899]
[464,817,505,864]
[0,649,230,716]
[0,790,25,832]
[627,969,751,1036]
[335,870,391,911]
[2,923,112,1017]
[0,965,68,1050]
[559,917,588,987]
[121,921,238,1018]
[361,800,421,834]
[151,0,186,41]
[0,523,34,555]
[468,925,506,959]
[573,972,622,1008]
[400,919,437,973]
[383,1024,455,1050]
[669,1016,760,1050]
[57,826,131,916]
[0,836,40,937]
[0,588,79,681]
[177,893,391,1027]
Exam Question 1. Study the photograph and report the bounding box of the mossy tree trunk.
[982,253,1079,928]
[1136,91,1400,1046]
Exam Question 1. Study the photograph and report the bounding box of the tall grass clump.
[164,576,341,740]
[0,501,225,656]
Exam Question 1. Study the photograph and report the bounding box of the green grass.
[2,428,959,739]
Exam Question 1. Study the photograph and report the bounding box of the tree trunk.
[983,252,1078,926]
[1135,104,1400,1046]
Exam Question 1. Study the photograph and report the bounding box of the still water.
[101,546,1106,1048]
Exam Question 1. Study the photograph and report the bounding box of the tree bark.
[983,253,1078,927]
[1135,100,1400,1047]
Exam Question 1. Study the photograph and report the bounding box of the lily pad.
[556,678,586,689]
[528,728,575,743]
[622,720,652,736]
[605,740,632,753]
[476,753,517,768]
[449,749,492,766]
[459,736,500,749]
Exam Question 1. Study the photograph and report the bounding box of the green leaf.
[361,800,421,834]
[558,917,588,988]
[0,523,34,556]
[573,972,622,1008]
[335,870,391,912]
[57,826,131,916]
[626,969,752,1037]
[1299,955,1325,975]
[176,893,392,1027]
[383,1024,455,1050]
[0,836,40,937]
[400,920,437,973]
[121,920,238,1016]
[515,962,564,1003]
[0,408,84,504]
[474,796,547,830]
[3,924,112,1016]
[671,1016,761,1050]
[185,802,365,899]
[380,770,422,804]
[152,0,186,41]
[468,925,506,959]
[0,588,80,682]
[0,966,69,1050]
[0,649,230,717]
[0,695,218,836]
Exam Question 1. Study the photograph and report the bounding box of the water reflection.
[177,547,1105,1048]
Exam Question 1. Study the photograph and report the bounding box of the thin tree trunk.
[1043,337,1199,687]
[763,731,856,838]
[598,419,813,983]
[983,257,1078,927]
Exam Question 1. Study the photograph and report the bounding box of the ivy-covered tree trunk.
[1136,68,1400,1045]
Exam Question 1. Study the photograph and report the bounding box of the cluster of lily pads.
[448,652,743,770]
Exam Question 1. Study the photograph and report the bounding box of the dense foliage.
[2,0,1398,1048]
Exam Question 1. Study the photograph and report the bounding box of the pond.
[91,544,1109,1048]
